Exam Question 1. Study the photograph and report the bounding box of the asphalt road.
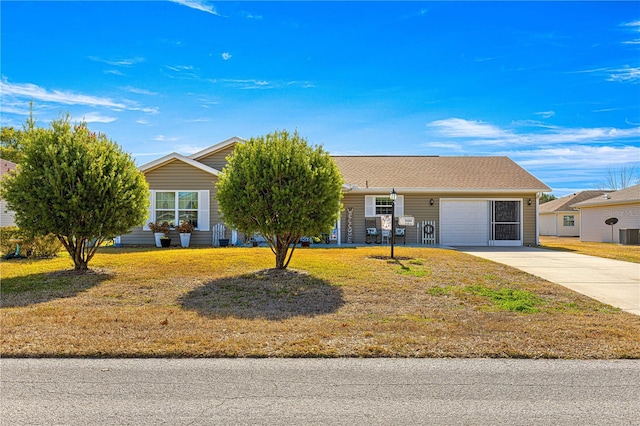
[2,358,639,425]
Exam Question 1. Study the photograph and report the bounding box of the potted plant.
[177,220,195,248]
[160,235,172,248]
[149,222,171,247]
[300,236,311,247]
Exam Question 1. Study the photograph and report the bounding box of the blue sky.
[1,1,639,196]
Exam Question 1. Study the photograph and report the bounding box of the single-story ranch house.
[120,137,551,247]
[571,183,640,244]
[539,190,610,237]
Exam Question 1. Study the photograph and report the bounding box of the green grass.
[1,246,639,359]
[463,285,544,313]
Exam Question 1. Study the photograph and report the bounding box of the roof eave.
[188,136,244,160]
[342,187,550,194]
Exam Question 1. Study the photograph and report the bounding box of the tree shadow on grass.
[179,269,345,320]
[1,269,112,308]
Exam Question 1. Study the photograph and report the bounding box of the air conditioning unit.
[619,229,640,245]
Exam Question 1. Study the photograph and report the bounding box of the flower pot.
[219,238,230,247]
[180,233,191,248]
[154,233,165,248]
[160,238,171,248]
[301,241,310,247]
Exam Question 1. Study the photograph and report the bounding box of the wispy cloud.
[1,79,127,109]
[0,79,159,115]
[169,0,220,16]
[510,145,640,170]
[574,66,640,84]
[77,112,117,123]
[104,69,125,76]
[621,20,640,44]
[221,52,232,61]
[122,86,158,96]
[606,66,640,83]
[89,56,145,67]
[534,111,555,119]
[427,118,640,146]
[154,135,179,142]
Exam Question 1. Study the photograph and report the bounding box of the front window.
[375,197,393,215]
[563,215,575,227]
[155,191,198,228]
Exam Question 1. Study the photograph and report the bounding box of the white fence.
[418,220,436,245]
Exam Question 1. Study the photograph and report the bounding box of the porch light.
[430,198,434,206]
[527,198,532,206]
[390,188,397,259]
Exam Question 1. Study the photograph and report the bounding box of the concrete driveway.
[458,247,640,316]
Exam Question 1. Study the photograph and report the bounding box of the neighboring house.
[120,137,550,247]
[0,158,17,227]
[571,184,640,244]
[539,191,611,237]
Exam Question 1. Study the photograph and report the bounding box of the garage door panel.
[441,200,489,246]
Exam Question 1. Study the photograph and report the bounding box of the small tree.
[0,115,149,270]
[216,130,343,269]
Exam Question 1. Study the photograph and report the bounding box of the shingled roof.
[572,183,640,208]
[539,190,610,214]
[332,156,549,192]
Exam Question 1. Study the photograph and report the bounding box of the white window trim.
[143,190,210,231]
[365,195,404,217]
[562,215,575,227]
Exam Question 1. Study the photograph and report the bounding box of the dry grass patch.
[1,246,639,358]
[539,236,640,263]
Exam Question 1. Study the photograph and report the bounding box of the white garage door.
[440,200,489,246]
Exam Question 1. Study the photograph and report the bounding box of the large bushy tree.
[0,115,149,270]
[216,130,343,269]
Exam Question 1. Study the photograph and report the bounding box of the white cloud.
[154,135,179,142]
[575,66,640,84]
[427,118,512,139]
[104,69,125,76]
[1,79,127,109]
[221,52,232,61]
[509,145,640,169]
[427,117,640,146]
[77,112,117,123]
[123,86,158,96]
[169,0,220,16]
[89,56,145,66]
[606,66,640,83]
[534,111,555,119]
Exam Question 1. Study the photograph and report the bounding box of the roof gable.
[139,153,219,176]
[332,156,550,192]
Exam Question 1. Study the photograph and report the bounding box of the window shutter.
[394,195,404,216]
[142,191,155,230]
[365,196,376,217]
[198,190,210,231]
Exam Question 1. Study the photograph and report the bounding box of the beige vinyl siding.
[121,160,220,245]
[0,199,16,227]
[539,213,556,236]
[196,145,236,172]
[579,203,640,243]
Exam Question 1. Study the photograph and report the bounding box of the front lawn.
[539,236,640,263]
[1,246,639,358]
